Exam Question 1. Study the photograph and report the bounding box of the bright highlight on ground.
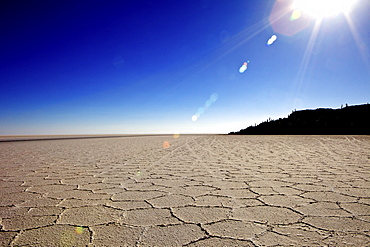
[292,0,357,19]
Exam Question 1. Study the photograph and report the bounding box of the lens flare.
[269,0,310,36]
[239,61,249,73]
[210,93,218,102]
[173,133,180,139]
[290,9,302,21]
[191,93,218,121]
[163,141,170,148]
[267,35,277,46]
[113,55,125,68]
[75,226,84,235]
[198,107,205,115]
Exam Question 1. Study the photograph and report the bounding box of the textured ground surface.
[0,135,369,246]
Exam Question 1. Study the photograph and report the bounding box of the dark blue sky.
[1,0,369,134]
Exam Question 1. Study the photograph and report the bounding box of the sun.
[292,0,357,19]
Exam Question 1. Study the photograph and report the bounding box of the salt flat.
[0,135,369,246]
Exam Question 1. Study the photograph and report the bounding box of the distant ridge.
[229,103,370,135]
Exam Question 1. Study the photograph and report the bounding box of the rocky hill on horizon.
[229,103,370,135]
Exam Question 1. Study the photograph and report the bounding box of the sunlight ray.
[149,10,286,98]
[292,19,322,104]
[344,14,370,73]
[197,0,297,69]
[206,13,280,64]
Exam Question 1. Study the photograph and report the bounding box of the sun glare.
[292,0,357,19]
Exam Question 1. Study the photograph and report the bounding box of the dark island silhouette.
[229,103,370,135]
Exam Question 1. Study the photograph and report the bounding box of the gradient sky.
[1,0,369,135]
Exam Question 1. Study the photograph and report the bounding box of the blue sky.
[1,0,369,135]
